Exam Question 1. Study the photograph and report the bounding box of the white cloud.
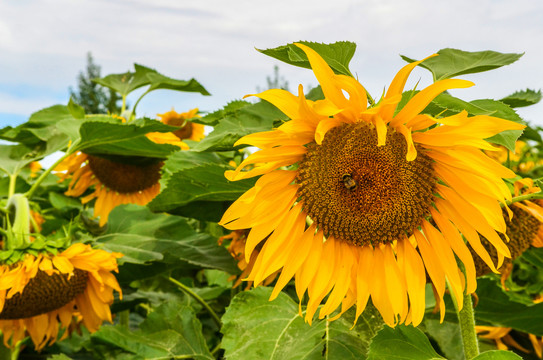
[0,0,541,124]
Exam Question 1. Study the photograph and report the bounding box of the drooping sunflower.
[473,178,543,285]
[148,108,204,149]
[218,230,279,289]
[476,326,543,358]
[56,109,203,226]
[220,43,525,326]
[0,243,122,350]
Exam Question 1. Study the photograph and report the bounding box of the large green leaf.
[149,163,255,214]
[146,72,210,95]
[424,319,463,360]
[401,48,523,81]
[96,205,237,274]
[193,100,285,152]
[475,278,543,336]
[421,93,524,152]
[196,100,251,126]
[75,118,179,158]
[92,301,213,360]
[221,287,383,360]
[500,89,542,108]
[0,143,57,175]
[472,351,523,360]
[470,99,525,152]
[259,41,356,76]
[92,66,151,97]
[367,325,445,360]
[93,63,210,98]
[0,105,78,145]
[148,151,255,220]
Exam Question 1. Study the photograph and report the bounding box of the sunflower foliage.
[0,42,542,360]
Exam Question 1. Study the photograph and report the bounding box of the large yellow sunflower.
[219,43,525,327]
[56,109,203,226]
[0,243,122,350]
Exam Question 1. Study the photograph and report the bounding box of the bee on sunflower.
[220,43,525,326]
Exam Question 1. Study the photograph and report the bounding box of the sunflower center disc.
[296,122,437,246]
[0,269,88,319]
[163,117,193,140]
[87,155,163,193]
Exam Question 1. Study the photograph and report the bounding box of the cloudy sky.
[0,0,542,127]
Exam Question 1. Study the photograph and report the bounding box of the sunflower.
[218,230,279,289]
[476,326,543,358]
[0,243,122,350]
[473,178,543,285]
[219,43,525,327]
[147,108,204,149]
[56,109,203,226]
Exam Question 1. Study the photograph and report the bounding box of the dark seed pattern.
[163,117,194,140]
[296,122,437,246]
[0,269,88,319]
[88,155,163,193]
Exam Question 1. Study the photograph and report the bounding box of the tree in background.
[69,52,123,114]
[257,65,290,92]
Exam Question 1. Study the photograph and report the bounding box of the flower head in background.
[473,178,543,283]
[0,243,122,350]
[220,43,525,326]
[56,109,203,226]
[476,326,542,358]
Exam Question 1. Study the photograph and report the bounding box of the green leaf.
[259,41,356,76]
[221,287,383,360]
[472,350,523,360]
[367,325,445,360]
[424,319,463,360]
[470,99,524,151]
[196,100,251,126]
[48,192,83,211]
[500,89,542,108]
[149,151,249,222]
[193,100,285,152]
[423,92,495,117]
[97,205,237,273]
[76,118,179,158]
[93,70,149,97]
[92,301,213,360]
[146,72,210,95]
[401,48,523,81]
[0,144,54,175]
[475,277,543,336]
[148,163,255,215]
[0,105,79,154]
[68,97,86,119]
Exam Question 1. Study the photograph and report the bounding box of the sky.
[0,0,542,128]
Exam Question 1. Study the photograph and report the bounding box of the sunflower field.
[1,41,543,360]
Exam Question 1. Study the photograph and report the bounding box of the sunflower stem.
[455,292,480,360]
[131,90,151,118]
[505,192,543,206]
[8,174,17,199]
[24,150,73,199]
[168,277,222,329]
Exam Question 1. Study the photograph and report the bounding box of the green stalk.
[6,194,31,249]
[168,277,222,329]
[8,174,17,199]
[131,89,151,118]
[505,192,543,206]
[455,293,480,360]
[24,151,73,199]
